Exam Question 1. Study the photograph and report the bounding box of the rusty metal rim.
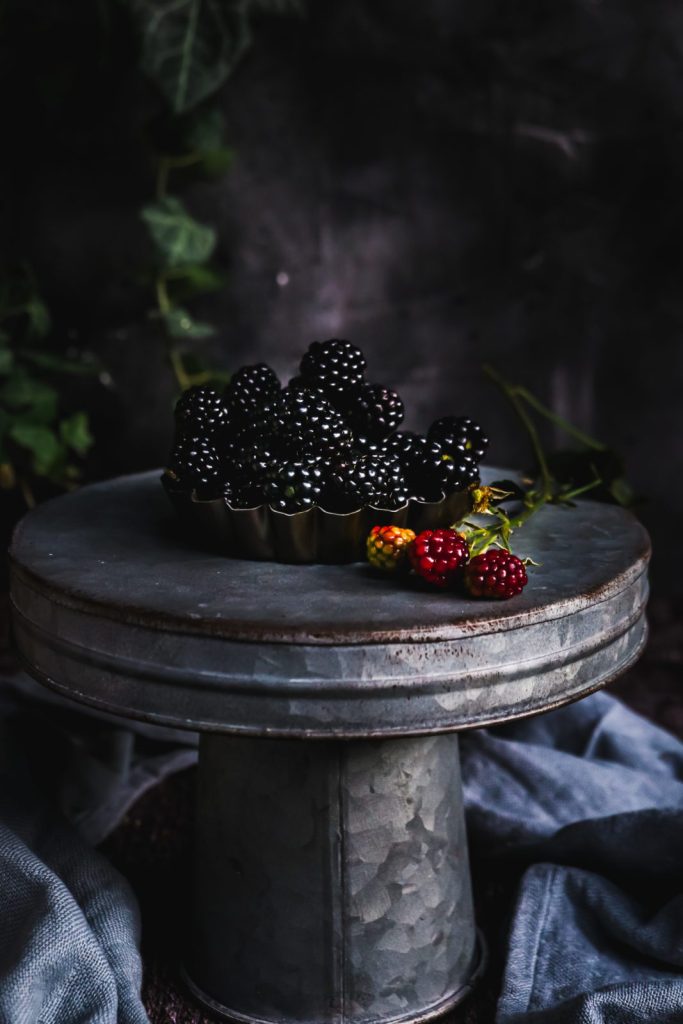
[10,591,647,698]
[13,616,647,740]
[9,553,650,648]
[179,930,488,1024]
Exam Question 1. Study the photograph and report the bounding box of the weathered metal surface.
[9,470,649,737]
[186,732,481,1024]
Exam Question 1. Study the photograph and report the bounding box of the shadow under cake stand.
[9,470,650,1024]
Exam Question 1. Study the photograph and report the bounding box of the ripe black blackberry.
[224,441,278,508]
[299,339,366,403]
[167,436,224,498]
[428,416,489,463]
[378,455,410,510]
[382,431,422,465]
[224,363,280,422]
[346,383,404,441]
[352,434,383,457]
[267,386,353,459]
[404,439,476,501]
[286,376,328,402]
[321,453,402,513]
[174,386,229,439]
[266,458,324,514]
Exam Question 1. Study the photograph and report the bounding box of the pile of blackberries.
[166,339,489,514]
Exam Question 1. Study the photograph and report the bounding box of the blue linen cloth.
[0,674,195,1024]
[462,691,683,1023]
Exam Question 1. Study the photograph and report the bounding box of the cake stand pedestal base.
[184,732,483,1024]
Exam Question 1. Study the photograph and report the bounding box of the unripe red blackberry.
[409,528,470,587]
[465,550,528,599]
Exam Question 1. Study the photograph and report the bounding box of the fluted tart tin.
[162,474,473,564]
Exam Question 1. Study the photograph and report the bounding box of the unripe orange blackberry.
[366,525,416,570]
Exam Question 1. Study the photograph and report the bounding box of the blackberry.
[266,458,324,514]
[322,453,401,513]
[167,436,224,498]
[224,441,278,508]
[174,386,229,439]
[465,550,528,599]
[224,363,280,422]
[299,339,366,401]
[286,376,329,402]
[404,439,476,501]
[428,416,489,464]
[382,431,422,465]
[410,529,470,588]
[346,383,404,441]
[267,387,353,459]
[353,434,384,457]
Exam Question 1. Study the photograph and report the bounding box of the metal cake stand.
[9,470,650,1024]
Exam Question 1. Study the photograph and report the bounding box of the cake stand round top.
[10,469,650,738]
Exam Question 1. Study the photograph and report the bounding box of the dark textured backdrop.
[2,0,680,586]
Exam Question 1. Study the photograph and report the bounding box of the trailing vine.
[0,0,304,506]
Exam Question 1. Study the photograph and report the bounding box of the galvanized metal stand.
[9,470,650,1024]
[185,734,482,1024]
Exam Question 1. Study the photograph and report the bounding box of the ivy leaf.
[1,371,59,425]
[184,106,225,150]
[172,263,227,297]
[184,108,234,174]
[23,350,102,375]
[163,306,216,339]
[9,424,64,475]
[24,296,51,339]
[201,147,234,175]
[124,0,252,114]
[141,196,216,268]
[60,412,94,455]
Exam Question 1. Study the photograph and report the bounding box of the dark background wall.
[1,0,680,588]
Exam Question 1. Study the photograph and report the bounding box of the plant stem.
[515,388,607,452]
[156,153,202,200]
[19,476,35,509]
[483,365,553,498]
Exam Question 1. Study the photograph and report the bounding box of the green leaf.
[201,146,234,175]
[123,0,252,113]
[141,196,216,268]
[24,296,51,339]
[609,477,635,507]
[184,106,226,150]
[23,350,102,375]
[59,412,94,455]
[171,263,227,297]
[0,349,14,375]
[163,306,216,339]
[9,424,64,475]
[1,371,59,425]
